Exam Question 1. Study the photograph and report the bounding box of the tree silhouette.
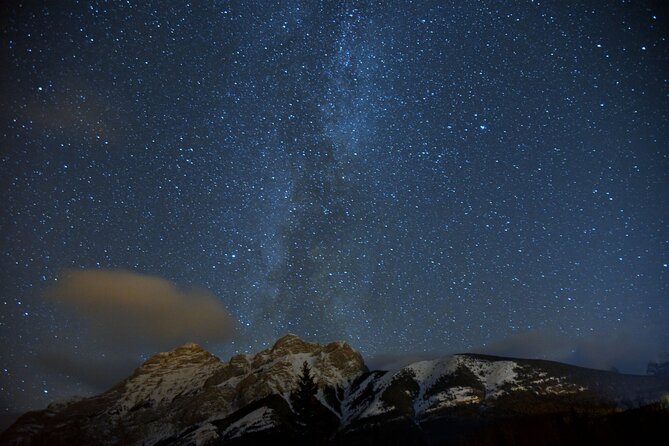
[292,361,318,431]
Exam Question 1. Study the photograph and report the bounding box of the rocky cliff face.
[2,336,668,446]
[1,334,366,446]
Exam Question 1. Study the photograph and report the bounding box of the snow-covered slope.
[113,343,224,413]
[340,353,669,429]
[221,406,278,439]
[340,355,519,424]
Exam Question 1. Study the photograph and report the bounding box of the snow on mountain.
[339,353,669,427]
[2,336,668,446]
[1,334,366,446]
[204,333,367,412]
[340,355,519,423]
[221,406,278,440]
[112,342,224,414]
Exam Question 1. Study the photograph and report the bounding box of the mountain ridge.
[2,334,668,445]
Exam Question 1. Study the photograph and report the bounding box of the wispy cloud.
[44,269,236,349]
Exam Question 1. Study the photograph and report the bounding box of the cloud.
[367,352,447,371]
[44,269,236,350]
[568,333,657,374]
[367,330,659,375]
[476,331,572,360]
[34,351,139,391]
[477,330,658,374]
[17,269,238,408]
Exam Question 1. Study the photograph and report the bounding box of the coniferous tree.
[292,361,318,430]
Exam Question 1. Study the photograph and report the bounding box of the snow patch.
[343,355,521,424]
[456,356,518,397]
[416,386,482,415]
[179,423,219,446]
[222,407,277,439]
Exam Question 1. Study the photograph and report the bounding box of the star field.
[1,0,668,419]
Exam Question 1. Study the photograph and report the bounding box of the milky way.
[1,0,667,420]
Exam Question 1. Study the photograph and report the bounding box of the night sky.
[1,0,668,422]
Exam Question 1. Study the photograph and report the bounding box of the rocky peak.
[176,341,206,352]
[244,335,367,394]
[111,343,224,414]
[154,342,207,357]
[269,333,317,355]
[1,336,367,445]
[137,342,217,369]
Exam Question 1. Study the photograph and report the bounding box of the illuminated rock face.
[3,336,669,446]
[0,334,367,446]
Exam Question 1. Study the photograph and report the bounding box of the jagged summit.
[270,333,315,354]
[270,333,354,354]
[146,341,208,358]
[268,333,358,360]
[176,341,206,351]
[274,332,301,343]
[138,342,217,369]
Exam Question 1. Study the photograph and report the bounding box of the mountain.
[0,335,365,445]
[2,335,668,446]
